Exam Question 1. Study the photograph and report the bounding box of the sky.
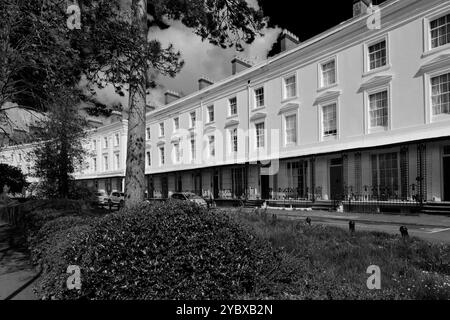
[95,0,388,108]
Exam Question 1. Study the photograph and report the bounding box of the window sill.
[205,121,216,126]
[227,114,238,120]
[431,114,450,123]
[317,83,338,93]
[281,96,298,104]
[322,135,338,142]
[251,106,266,112]
[284,142,298,148]
[422,44,450,59]
[368,126,388,134]
[363,64,392,78]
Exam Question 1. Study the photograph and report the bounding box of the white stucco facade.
[2,0,450,205]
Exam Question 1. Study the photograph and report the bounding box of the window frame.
[364,85,391,134]
[159,146,165,166]
[229,127,238,153]
[208,135,216,158]
[255,121,266,149]
[282,73,298,101]
[159,122,165,137]
[228,97,238,116]
[190,111,196,128]
[318,56,338,90]
[146,127,151,140]
[173,142,181,164]
[371,151,401,198]
[207,105,215,123]
[190,136,196,161]
[320,102,339,140]
[173,117,180,131]
[363,34,390,76]
[317,98,340,142]
[283,112,298,147]
[423,10,450,57]
[254,86,265,109]
[114,152,120,170]
[425,67,450,123]
[103,155,109,171]
[146,151,151,167]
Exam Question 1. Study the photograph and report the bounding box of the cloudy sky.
[95,0,388,108]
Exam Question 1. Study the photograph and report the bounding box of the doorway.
[261,175,270,200]
[443,154,450,201]
[213,169,219,199]
[329,158,344,200]
[161,175,168,199]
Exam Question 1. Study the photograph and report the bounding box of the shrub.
[34,201,280,300]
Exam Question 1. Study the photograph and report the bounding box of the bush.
[232,210,450,300]
[34,201,280,300]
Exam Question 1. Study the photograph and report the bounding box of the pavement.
[262,208,450,244]
[0,221,39,300]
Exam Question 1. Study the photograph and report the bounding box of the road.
[269,211,450,244]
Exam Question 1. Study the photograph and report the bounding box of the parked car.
[170,192,208,208]
[108,191,125,207]
[95,190,109,205]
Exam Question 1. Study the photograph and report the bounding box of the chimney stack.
[353,0,372,17]
[164,90,181,105]
[198,76,214,90]
[231,56,253,75]
[280,29,300,52]
[110,110,123,124]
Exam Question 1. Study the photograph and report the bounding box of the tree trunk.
[124,0,148,209]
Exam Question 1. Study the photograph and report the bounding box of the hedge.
[31,201,282,300]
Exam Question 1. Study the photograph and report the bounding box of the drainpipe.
[246,80,251,200]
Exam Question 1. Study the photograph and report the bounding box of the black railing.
[339,184,423,213]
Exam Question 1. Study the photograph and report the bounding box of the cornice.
[146,0,439,120]
[416,53,450,76]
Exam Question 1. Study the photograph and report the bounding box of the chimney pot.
[198,76,214,90]
[353,0,372,17]
[164,90,181,105]
[280,29,300,52]
[231,56,253,75]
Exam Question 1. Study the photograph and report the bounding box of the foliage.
[22,203,450,300]
[231,210,450,300]
[30,90,88,199]
[0,163,28,193]
[32,201,279,300]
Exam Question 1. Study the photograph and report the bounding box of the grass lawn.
[229,209,450,300]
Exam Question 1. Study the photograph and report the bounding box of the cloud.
[89,1,281,107]
[152,21,281,102]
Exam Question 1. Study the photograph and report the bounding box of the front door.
[161,175,168,199]
[443,156,450,201]
[213,170,219,199]
[330,159,344,200]
[261,175,270,200]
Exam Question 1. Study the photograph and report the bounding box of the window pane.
[255,87,264,107]
[285,115,297,144]
[321,60,336,87]
[431,73,450,115]
[284,76,296,98]
[430,14,450,49]
[256,122,265,148]
[322,103,337,136]
[369,91,388,127]
[368,40,387,70]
